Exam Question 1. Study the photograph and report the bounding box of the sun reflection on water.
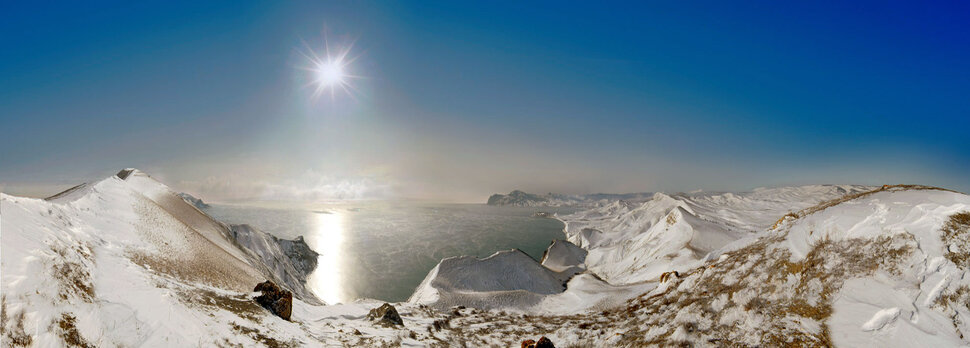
[306,211,345,304]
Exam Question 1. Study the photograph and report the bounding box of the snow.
[408,249,565,310]
[4,170,970,346]
[861,307,901,331]
[558,185,872,285]
[486,189,654,207]
[539,239,586,276]
[0,170,332,345]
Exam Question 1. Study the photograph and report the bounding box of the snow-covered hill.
[0,169,340,346]
[4,170,969,346]
[412,184,970,346]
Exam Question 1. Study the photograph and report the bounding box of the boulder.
[522,336,555,348]
[253,280,293,320]
[368,303,404,327]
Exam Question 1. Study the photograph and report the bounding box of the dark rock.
[177,192,210,209]
[535,336,555,348]
[522,337,555,348]
[367,303,404,327]
[253,280,293,320]
[487,190,548,206]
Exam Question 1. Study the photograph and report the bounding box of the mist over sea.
[204,201,579,303]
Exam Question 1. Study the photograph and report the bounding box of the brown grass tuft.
[56,313,94,348]
[1,297,33,347]
[230,322,294,348]
[941,212,970,269]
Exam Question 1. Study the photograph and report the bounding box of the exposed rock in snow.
[177,192,210,209]
[521,336,556,348]
[367,303,404,328]
[488,190,549,206]
[229,224,319,302]
[254,280,294,320]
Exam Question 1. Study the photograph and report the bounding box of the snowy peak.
[115,167,140,180]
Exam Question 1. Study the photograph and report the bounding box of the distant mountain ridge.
[486,190,653,207]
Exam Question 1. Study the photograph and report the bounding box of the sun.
[300,38,361,100]
[316,60,344,86]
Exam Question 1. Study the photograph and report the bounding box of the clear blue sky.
[2,1,968,201]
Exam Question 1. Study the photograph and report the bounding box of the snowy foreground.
[3,170,970,347]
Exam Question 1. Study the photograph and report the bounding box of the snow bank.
[540,239,587,276]
[409,249,566,310]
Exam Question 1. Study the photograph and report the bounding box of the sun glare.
[300,37,361,101]
[316,61,344,86]
[306,211,345,304]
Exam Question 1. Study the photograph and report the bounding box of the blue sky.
[1,1,968,201]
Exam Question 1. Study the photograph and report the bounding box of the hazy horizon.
[3,1,968,202]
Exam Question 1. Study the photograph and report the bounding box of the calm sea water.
[203,201,579,304]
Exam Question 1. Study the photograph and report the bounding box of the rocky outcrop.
[253,281,292,320]
[177,192,210,209]
[488,190,548,206]
[487,190,654,207]
[521,336,555,348]
[231,225,320,304]
[367,303,404,328]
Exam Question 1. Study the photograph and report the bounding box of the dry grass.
[935,285,970,339]
[46,241,96,303]
[1,296,33,347]
[56,313,94,348]
[941,212,970,269]
[799,184,956,218]
[343,184,953,346]
[229,322,295,348]
[666,212,677,226]
[771,185,958,231]
[177,288,264,322]
[561,226,916,347]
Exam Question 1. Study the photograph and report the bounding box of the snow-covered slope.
[410,184,970,346]
[0,169,330,346]
[559,185,872,284]
[570,185,970,346]
[5,171,969,346]
[229,224,319,302]
[409,249,566,310]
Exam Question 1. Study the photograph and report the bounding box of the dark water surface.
[204,201,579,303]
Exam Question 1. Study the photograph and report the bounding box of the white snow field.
[3,170,970,347]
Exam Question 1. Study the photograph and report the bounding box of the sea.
[202,201,580,304]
